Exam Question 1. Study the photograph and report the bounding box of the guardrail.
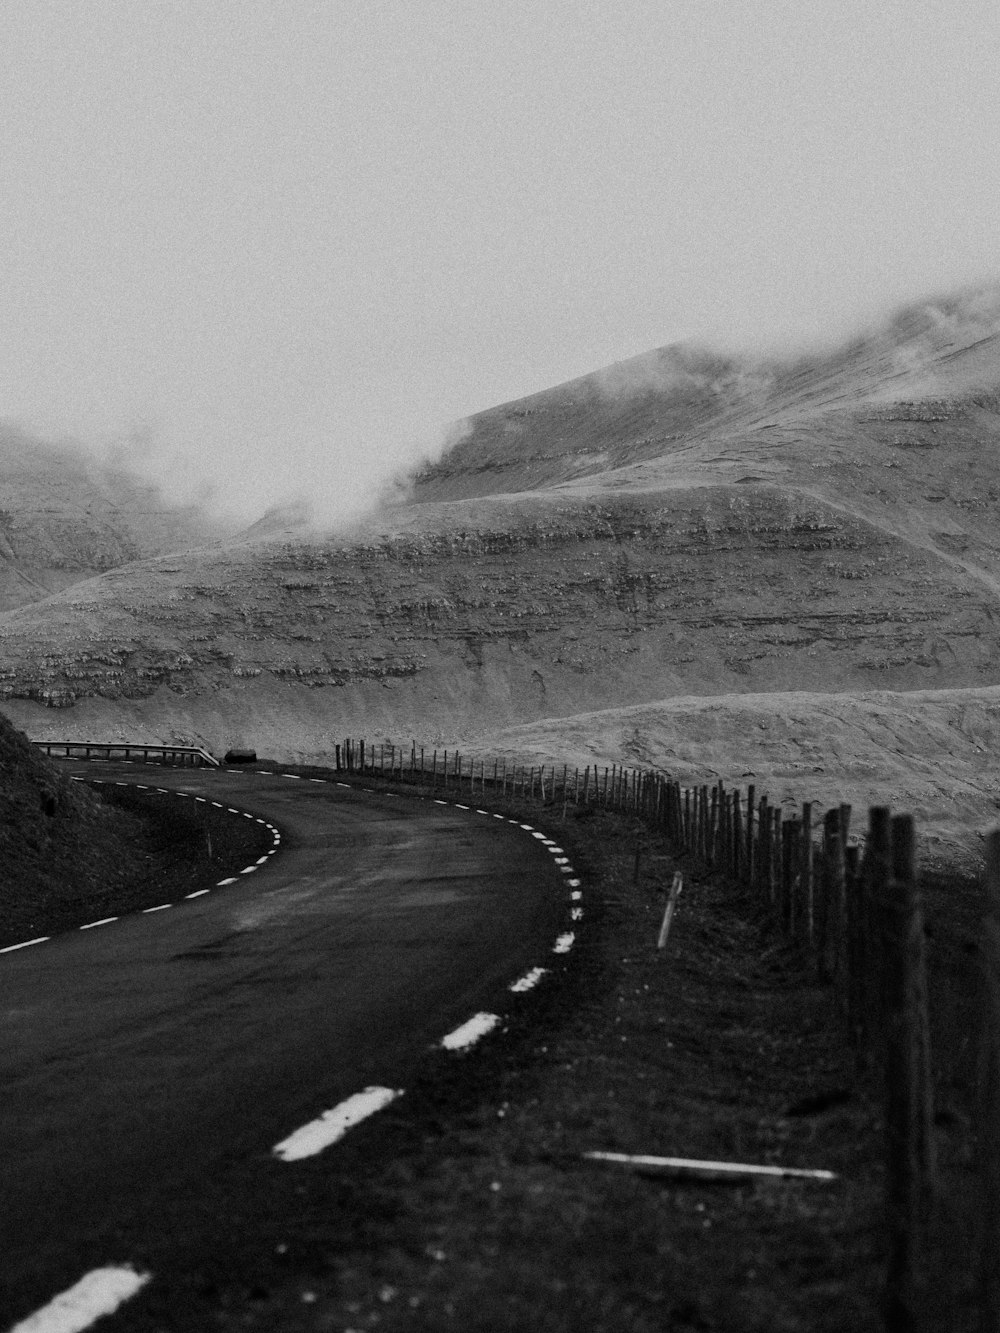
[34,741,220,768]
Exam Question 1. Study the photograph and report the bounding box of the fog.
[1,1,997,528]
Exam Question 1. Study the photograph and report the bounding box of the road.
[0,763,571,1327]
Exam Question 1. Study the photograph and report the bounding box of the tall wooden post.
[801,802,814,944]
[760,796,772,903]
[745,784,755,887]
[882,812,935,1329]
[980,830,1000,1333]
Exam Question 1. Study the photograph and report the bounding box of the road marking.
[572,907,584,920]
[79,918,117,930]
[567,878,581,887]
[553,932,575,954]
[255,856,269,865]
[273,1087,402,1161]
[9,1264,151,1332]
[142,904,172,914]
[570,890,582,900]
[216,877,238,886]
[185,889,210,899]
[441,1012,501,1051]
[281,773,302,779]
[455,803,469,810]
[240,865,258,874]
[509,967,548,993]
[0,936,50,954]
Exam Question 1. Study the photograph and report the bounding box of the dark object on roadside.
[224,748,257,764]
[784,1087,853,1118]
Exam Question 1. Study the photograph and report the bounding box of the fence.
[334,737,998,1331]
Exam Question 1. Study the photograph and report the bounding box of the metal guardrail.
[34,741,220,768]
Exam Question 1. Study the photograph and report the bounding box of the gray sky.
[1,1,997,524]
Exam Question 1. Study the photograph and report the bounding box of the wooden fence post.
[732,791,742,882]
[801,803,814,944]
[882,812,935,1329]
[760,796,772,904]
[745,784,755,887]
[980,830,1000,1333]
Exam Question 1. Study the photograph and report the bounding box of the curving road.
[0,763,572,1328]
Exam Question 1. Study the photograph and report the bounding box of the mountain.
[0,426,231,612]
[2,286,1000,854]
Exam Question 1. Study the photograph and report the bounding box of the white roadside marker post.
[657,872,683,949]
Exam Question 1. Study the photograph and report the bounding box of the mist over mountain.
[2,285,1000,857]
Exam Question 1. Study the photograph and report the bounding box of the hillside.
[2,287,999,854]
[0,711,153,939]
[0,426,230,612]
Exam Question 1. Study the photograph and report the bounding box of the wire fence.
[335,737,996,1332]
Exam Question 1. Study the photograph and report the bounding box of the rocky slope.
[2,287,1000,854]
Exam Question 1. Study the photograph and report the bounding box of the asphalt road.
[0,763,570,1327]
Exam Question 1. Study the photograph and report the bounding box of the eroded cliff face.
[1,485,998,753]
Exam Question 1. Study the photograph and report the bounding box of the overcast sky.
[1,1,997,524]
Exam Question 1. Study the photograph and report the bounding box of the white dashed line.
[281,773,302,779]
[216,877,238,886]
[185,890,210,899]
[273,1087,402,1162]
[0,937,50,954]
[9,1264,151,1333]
[141,905,171,914]
[553,933,575,954]
[255,856,269,865]
[79,918,117,931]
[441,1012,501,1051]
[240,866,258,875]
[509,967,548,993]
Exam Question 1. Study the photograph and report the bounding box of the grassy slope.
[0,713,153,941]
[0,714,270,948]
[477,683,1000,865]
